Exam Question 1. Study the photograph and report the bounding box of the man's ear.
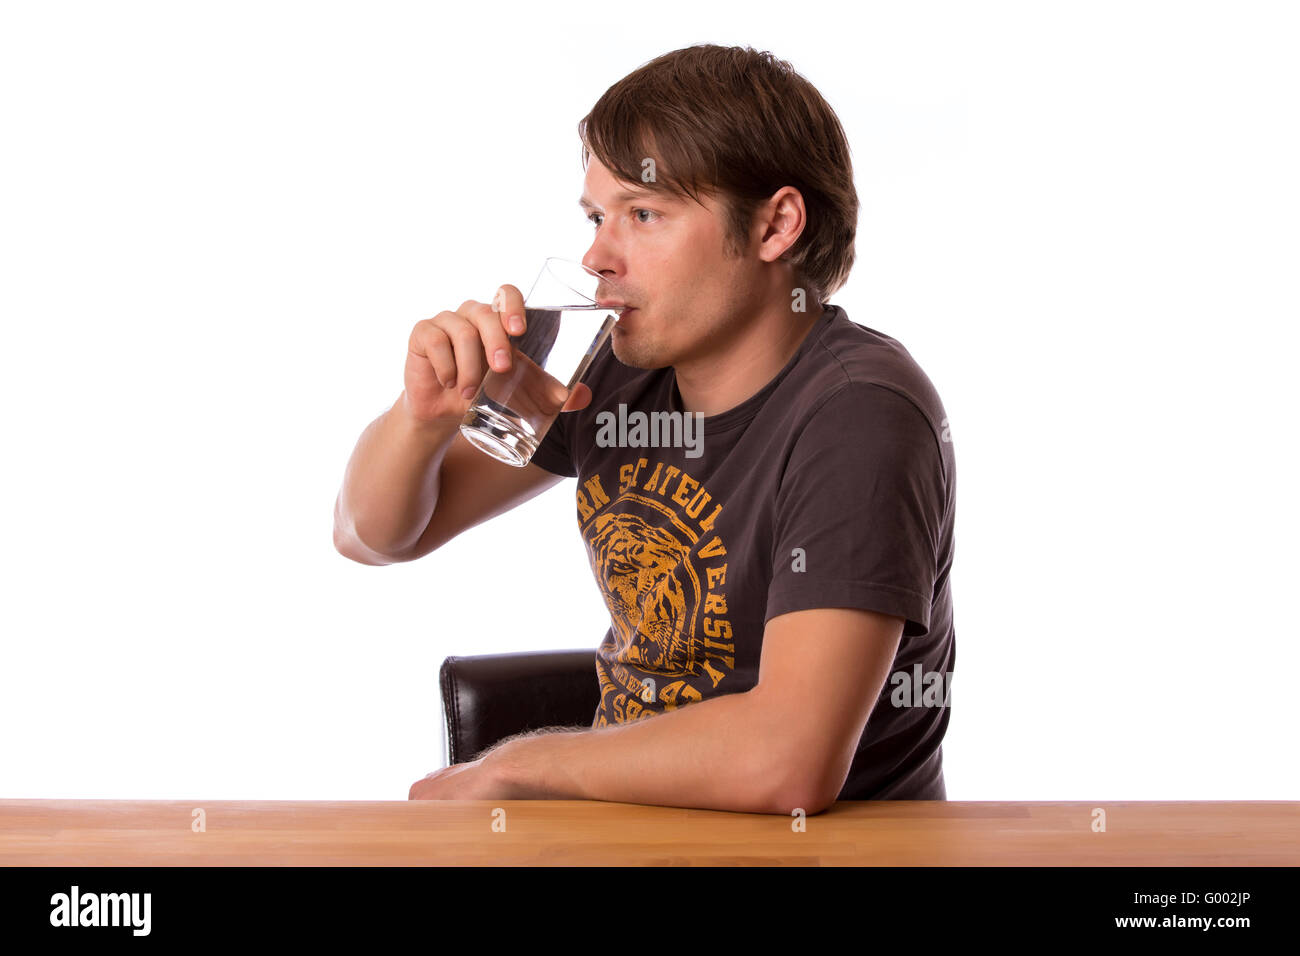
[755,186,808,264]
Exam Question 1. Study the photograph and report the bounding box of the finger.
[411,319,458,389]
[511,354,571,417]
[492,284,527,337]
[463,300,515,378]
[561,382,592,413]
[440,312,489,394]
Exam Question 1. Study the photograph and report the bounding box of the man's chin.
[609,327,663,369]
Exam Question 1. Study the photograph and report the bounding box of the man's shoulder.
[788,306,950,440]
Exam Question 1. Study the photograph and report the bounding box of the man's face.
[580,155,760,370]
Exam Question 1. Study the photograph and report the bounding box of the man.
[334,44,956,814]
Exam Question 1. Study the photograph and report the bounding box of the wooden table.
[3,800,1297,865]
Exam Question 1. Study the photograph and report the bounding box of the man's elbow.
[762,755,839,816]
[333,491,405,565]
[333,523,400,566]
[771,782,836,816]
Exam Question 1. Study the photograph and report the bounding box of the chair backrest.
[439,649,601,765]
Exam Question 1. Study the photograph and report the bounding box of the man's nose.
[582,223,621,278]
[581,247,612,278]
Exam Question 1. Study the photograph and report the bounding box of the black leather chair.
[439,649,601,766]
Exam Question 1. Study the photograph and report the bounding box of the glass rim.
[528,257,622,308]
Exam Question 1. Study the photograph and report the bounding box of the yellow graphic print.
[576,457,734,727]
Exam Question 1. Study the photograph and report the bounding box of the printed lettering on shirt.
[576,456,734,727]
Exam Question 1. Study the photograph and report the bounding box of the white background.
[1,0,1296,801]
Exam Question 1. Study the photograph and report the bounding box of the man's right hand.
[402,284,592,425]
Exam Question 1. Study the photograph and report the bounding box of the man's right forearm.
[334,393,456,563]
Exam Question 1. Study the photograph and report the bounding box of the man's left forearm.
[483,688,818,814]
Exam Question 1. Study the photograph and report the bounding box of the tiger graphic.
[585,511,698,675]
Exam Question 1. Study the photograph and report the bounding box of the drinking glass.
[459,258,625,467]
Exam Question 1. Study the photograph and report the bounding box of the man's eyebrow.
[578,189,662,211]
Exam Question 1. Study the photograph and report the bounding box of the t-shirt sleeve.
[765,382,946,638]
[527,408,576,477]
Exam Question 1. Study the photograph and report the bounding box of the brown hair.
[578,44,859,304]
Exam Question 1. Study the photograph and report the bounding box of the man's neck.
[674,303,826,417]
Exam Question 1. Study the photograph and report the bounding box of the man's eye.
[587,210,656,227]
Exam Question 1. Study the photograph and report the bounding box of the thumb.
[560,383,592,413]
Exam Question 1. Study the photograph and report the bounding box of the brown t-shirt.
[528,303,956,800]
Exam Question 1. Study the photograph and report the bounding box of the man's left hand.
[408,754,513,801]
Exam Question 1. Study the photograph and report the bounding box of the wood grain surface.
[2,799,1296,866]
